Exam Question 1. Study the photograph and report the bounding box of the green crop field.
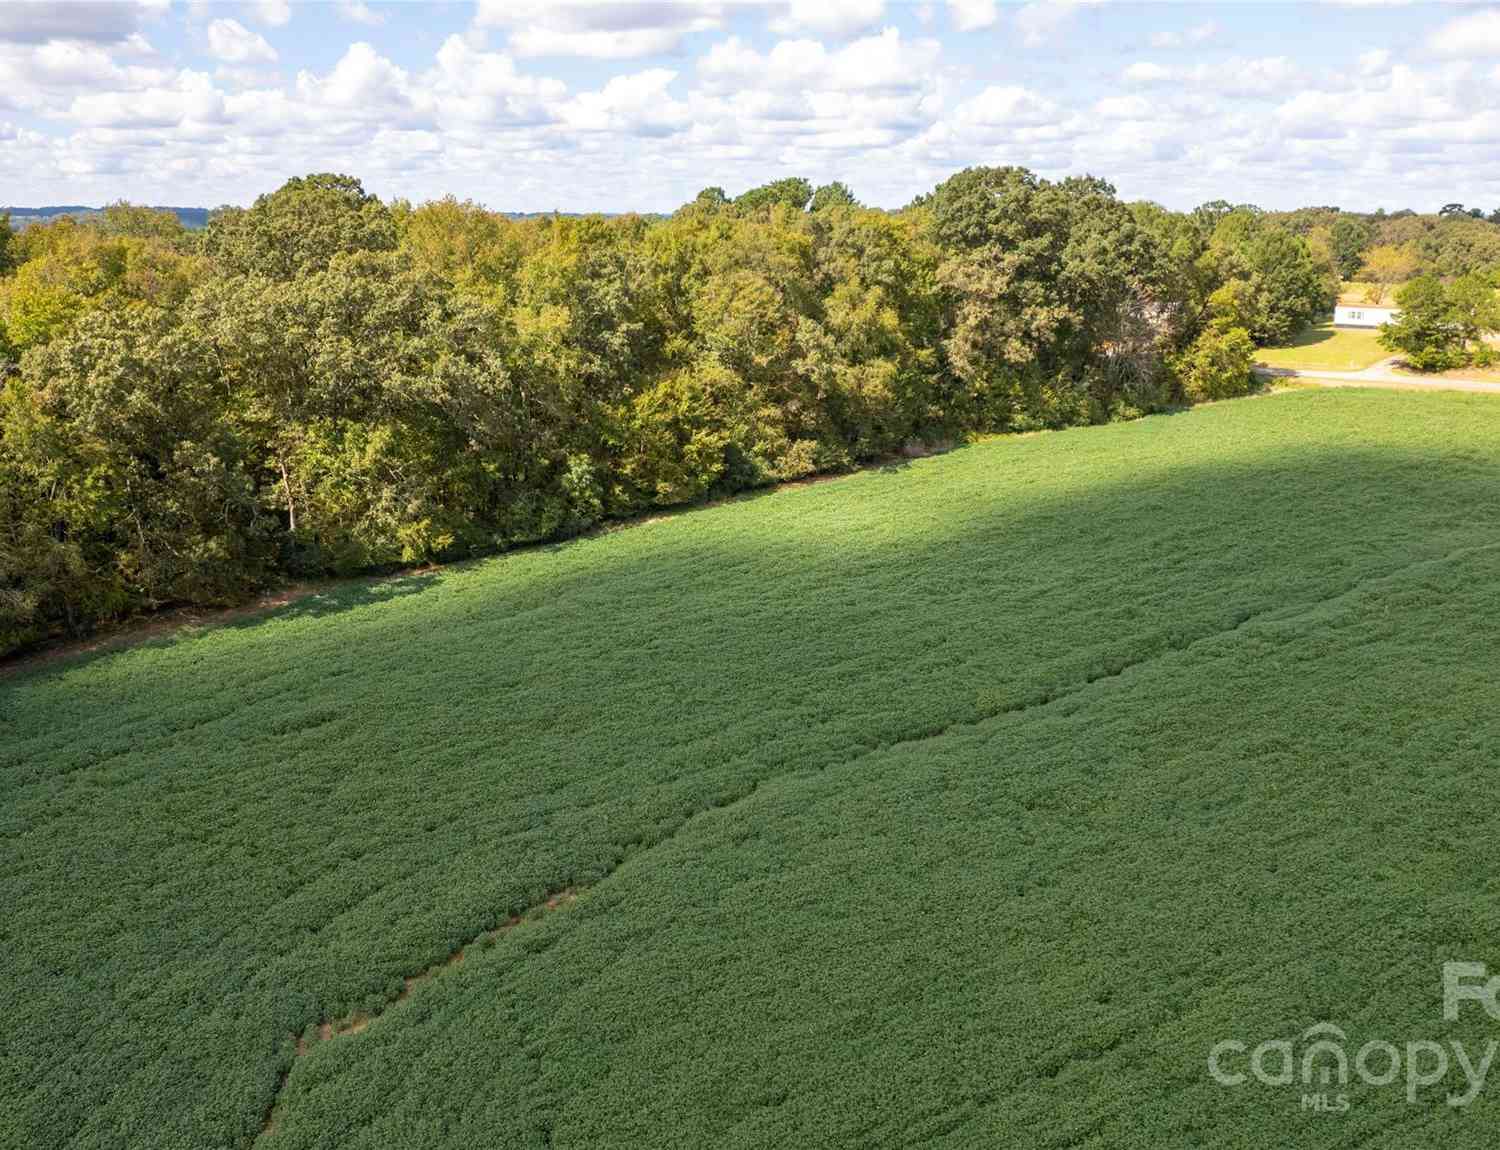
[6,388,1500,1149]
[1255,322,1390,372]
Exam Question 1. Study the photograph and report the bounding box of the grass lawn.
[1254,322,1390,371]
[6,389,1500,1148]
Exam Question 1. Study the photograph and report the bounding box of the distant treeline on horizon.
[9,196,1500,235]
[3,205,214,231]
[2,205,639,231]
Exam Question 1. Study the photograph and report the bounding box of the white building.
[1333,304,1398,329]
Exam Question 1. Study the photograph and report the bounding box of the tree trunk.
[279,459,297,533]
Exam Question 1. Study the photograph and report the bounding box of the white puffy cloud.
[1150,22,1216,49]
[952,84,1058,127]
[1426,9,1500,58]
[206,19,278,64]
[339,2,386,27]
[252,0,292,28]
[295,42,411,115]
[1094,94,1157,120]
[29,39,140,85]
[425,35,566,126]
[1217,55,1300,96]
[559,68,690,135]
[769,0,885,39]
[0,0,162,45]
[699,28,940,94]
[475,1,723,59]
[1124,56,1299,97]
[70,70,227,129]
[1012,0,1103,47]
[0,36,170,112]
[1124,61,1172,84]
[1274,63,1466,139]
[947,0,998,32]
[683,25,948,173]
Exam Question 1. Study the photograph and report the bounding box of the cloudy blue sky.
[3,1,1500,214]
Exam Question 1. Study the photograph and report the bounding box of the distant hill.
[2,205,213,230]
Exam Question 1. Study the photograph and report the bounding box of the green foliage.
[6,390,1500,1147]
[1445,271,1500,339]
[0,212,14,274]
[7,305,271,613]
[929,168,1171,427]
[1,259,88,351]
[395,195,520,292]
[1379,273,1500,371]
[0,169,1344,653]
[95,202,191,241]
[1367,211,1500,278]
[809,180,860,213]
[1329,215,1371,278]
[691,185,730,213]
[1265,206,1500,283]
[1206,212,1333,344]
[733,176,814,215]
[1357,243,1420,301]
[201,172,396,279]
[0,214,204,357]
[1174,323,1256,401]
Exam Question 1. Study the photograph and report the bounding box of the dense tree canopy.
[0,168,1361,654]
[1329,216,1372,279]
[1270,203,1500,288]
[1379,274,1500,371]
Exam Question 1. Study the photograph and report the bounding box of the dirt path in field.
[0,575,433,681]
[257,888,580,1140]
[1258,357,1500,393]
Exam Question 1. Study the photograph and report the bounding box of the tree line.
[0,169,1340,655]
[1272,205,1500,299]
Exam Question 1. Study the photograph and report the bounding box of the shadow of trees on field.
[169,425,1500,674]
[1281,323,1338,350]
[9,392,1497,687]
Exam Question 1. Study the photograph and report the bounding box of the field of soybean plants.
[5,386,1500,1149]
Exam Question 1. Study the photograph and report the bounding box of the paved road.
[1256,356,1500,394]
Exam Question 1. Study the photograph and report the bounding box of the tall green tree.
[1205,212,1331,344]
[1330,216,1372,279]
[734,178,814,215]
[929,167,1171,427]
[202,173,396,280]
[1378,274,1498,371]
[809,182,860,213]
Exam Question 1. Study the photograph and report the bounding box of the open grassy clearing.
[5,388,1500,1148]
[1338,280,1395,306]
[1254,322,1390,371]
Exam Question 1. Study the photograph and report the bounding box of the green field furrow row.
[261,543,1500,1148]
